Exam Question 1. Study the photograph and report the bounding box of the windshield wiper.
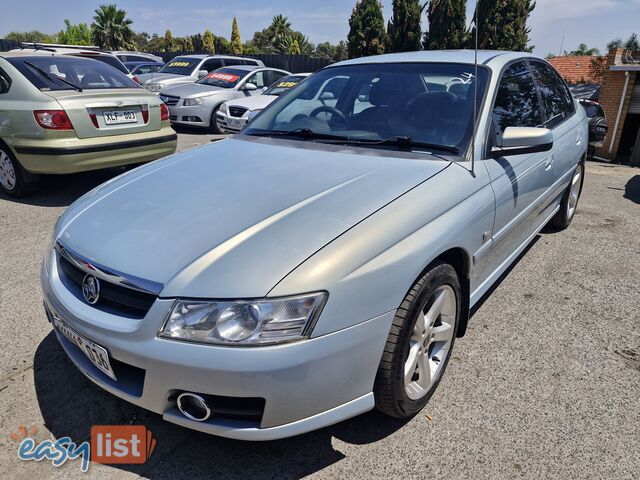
[246,128,350,141]
[24,61,82,92]
[346,136,460,154]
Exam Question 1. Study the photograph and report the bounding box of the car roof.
[219,65,263,72]
[173,54,258,60]
[332,50,537,69]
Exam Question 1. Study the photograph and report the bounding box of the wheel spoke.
[424,289,447,325]
[431,321,454,343]
[416,350,431,389]
[404,342,420,384]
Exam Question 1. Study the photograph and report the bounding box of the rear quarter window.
[0,67,11,94]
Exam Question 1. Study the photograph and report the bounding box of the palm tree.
[91,4,135,50]
[277,32,312,55]
[268,15,292,46]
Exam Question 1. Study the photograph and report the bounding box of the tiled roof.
[548,55,606,84]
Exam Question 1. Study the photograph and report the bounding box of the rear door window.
[201,59,224,73]
[492,61,544,137]
[0,67,11,94]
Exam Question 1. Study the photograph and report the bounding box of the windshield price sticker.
[276,81,298,88]
[167,61,191,68]
[206,72,240,82]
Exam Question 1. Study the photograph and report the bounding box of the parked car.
[0,52,177,197]
[578,99,608,158]
[217,73,310,134]
[128,62,163,77]
[111,51,164,65]
[41,50,587,440]
[161,66,289,133]
[11,43,131,76]
[137,55,265,93]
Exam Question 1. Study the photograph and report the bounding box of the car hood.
[56,137,450,298]
[161,83,226,98]
[227,95,277,111]
[136,73,191,85]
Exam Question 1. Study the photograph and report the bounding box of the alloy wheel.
[567,163,583,219]
[0,150,17,191]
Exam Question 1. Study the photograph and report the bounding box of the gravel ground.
[0,140,638,480]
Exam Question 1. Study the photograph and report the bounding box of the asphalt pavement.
[0,135,638,479]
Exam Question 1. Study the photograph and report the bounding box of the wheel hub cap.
[0,151,16,190]
[567,164,583,219]
[404,285,457,400]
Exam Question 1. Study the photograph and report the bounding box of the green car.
[0,52,177,197]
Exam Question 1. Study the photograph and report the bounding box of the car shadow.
[624,175,640,205]
[0,168,127,208]
[34,331,409,478]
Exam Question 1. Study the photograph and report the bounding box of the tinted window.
[0,68,11,94]
[223,59,245,66]
[7,56,138,91]
[492,61,544,136]
[158,57,201,75]
[530,61,574,128]
[244,59,260,66]
[201,59,224,72]
[196,68,246,88]
[581,101,605,118]
[69,54,129,74]
[247,71,266,88]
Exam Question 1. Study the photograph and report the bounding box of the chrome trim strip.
[55,241,164,295]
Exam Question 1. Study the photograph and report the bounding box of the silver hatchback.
[42,50,588,440]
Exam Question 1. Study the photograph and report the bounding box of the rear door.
[482,60,554,264]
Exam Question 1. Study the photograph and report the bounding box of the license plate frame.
[53,315,117,380]
[103,109,137,125]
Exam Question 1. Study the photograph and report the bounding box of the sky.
[1,0,639,56]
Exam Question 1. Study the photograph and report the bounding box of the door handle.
[544,157,554,172]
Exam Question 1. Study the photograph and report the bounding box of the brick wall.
[548,55,606,83]
[595,48,637,159]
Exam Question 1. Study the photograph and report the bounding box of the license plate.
[53,316,117,380]
[229,119,241,127]
[103,109,137,125]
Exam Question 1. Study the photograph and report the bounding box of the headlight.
[147,83,164,92]
[219,103,229,115]
[159,292,327,346]
[183,97,204,106]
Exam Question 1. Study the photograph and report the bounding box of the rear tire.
[374,261,460,418]
[549,162,584,230]
[208,106,222,134]
[0,145,38,198]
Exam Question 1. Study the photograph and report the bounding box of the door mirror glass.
[198,69,208,78]
[244,82,258,91]
[491,127,553,157]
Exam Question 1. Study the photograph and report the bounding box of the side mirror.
[490,127,553,157]
[244,82,258,91]
[198,70,208,78]
[320,92,335,101]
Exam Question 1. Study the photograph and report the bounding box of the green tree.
[607,38,622,50]
[387,0,422,53]
[473,0,535,52]
[163,29,174,52]
[567,43,600,56]
[147,33,164,52]
[133,31,150,51]
[214,36,231,54]
[57,20,93,45]
[231,16,243,54]
[348,0,386,58]
[423,0,466,50]
[91,4,135,50]
[334,40,349,61]
[190,33,203,52]
[5,30,57,44]
[315,42,337,60]
[624,33,639,51]
[288,39,301,55]
[277,32,312,55]
[203,29,216,54]
[268,15,292,47]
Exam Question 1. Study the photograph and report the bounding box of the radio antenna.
[470,1,479,177]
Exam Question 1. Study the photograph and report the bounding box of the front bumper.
[167,103,213,128]
[10,127,177,174]
[216,112,247,134]
[40,250,392,440]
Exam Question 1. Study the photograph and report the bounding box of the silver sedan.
[41,50,587,440]
[159,66,289,133]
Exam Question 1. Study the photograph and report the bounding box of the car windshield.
[196,68,246,88]
[264,75,308,96]
[7,55,138,91]
[243,63,489,154]
[157,57,200,75]
[69,53,129,74]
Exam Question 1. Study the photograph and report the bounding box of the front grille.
[160,94,179,106]
[228,106,248,118]
[58,255,157,318]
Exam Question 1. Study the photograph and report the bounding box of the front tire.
[549,162,584,230]
[208,106,222,134]
[374,262,460,418]
[0,145,38,198]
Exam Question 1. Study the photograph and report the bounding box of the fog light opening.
[177,392,211,422]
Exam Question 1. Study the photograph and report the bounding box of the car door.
[482,60,555,268]
[529,60,583,192]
